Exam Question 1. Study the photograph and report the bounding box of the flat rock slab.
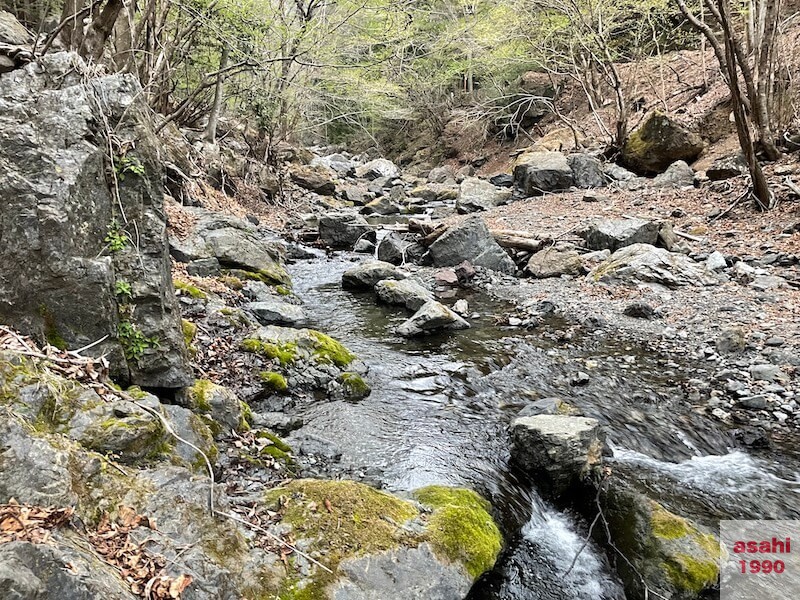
[375,279,434,311]
[589,243,719,288]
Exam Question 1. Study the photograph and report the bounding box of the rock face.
[355,158,401,180]
[0,53,191,388]
[579,218,660,252]
[455,177,512,213]
[589,244,719,287]
[513,151,574,195]
[375,279,434,311]
[428,217,516,274]
[342,261,406,290]
[319,212,376,249]
[397,300,470,337]
[510,415,603,499]
[526,247,584,278]
[622,113,704,174]
[169,207,289,284]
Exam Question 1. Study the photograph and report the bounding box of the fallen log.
[491,230,548,253]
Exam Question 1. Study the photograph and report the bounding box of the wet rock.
[356,158,401,180]
[428,217,516,274]
[244,299,308,327]
[510,415,603,499]
[375,279,434,311]
[397,300,471,337]
[589,244,718,287]
[707,154,748,181]
[651,160,694,188]
[623,302,656,319]
[512,151,574,195]
[706,251,727,271]
[342,261,406,290]
[311,153,355,177]
[0,53,192,387]
[353,238,376,254]
[290,164,336,195]
[170,207,289,284]
[319,212,376,249]
[567,154,605,188]
[455,177,512,214]
[517,398,577,417]
[717,328,746,355]
[526,247,583,278]
[622,112,704,174]
[579,218,660,252]
[376,232,424,265]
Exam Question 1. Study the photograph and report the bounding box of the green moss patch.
[241,339,298,366]
[337,372,370,400]
[308,331,354,367]
[173,279,208,299]
[414,486,502,579]
[188,379,215,412]
[259,371,288,393]
[662,554,719,594]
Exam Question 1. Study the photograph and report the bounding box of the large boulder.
[342,261,406,290]
[397,300,470,337]
[409,183,459,203]
[376,232,425,265]
[319,212,376,249]
[355,158,401,180]
[375,279,434,311]
[455,177,512,214]
[290,164,336,195]
[169,207,289,284]
[0,10,31,45]
[589,243,719,287]
[622,113,704,174]
[428,217,516,274]
[512,151,574,195]
[567,154,606,188]
[579,218,660,252]
[526,247,584,278]
[511,415,603,500]
[0,53,191,387]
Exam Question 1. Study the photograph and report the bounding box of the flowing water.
[284,249,800,599]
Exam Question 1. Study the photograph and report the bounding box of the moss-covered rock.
[179,379,247,435]
[173,278,208,299]
[181,318,198,357]
[335,372,370,401]
[260,371,289,393]
[259,480,502,599]
[621,112,704,175]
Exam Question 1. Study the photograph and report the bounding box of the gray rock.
[651,160,694,188]
[290,164,336,195]
[706,251,727,271]
[187,257,221,277]
[408,183,459,203]
[0,53,191,388]
[750,364,788,383]
[162,404,218,469]
[428,166,455,183]
[603,163,638,182]
[332,544,471,600]
[319,212,376,249]
[356,158,401,180]
[176,380,245,435]
[0,10,31,45]
[623,302,656,319]
[244,299,308,327]
[169,207,289,284]
[622,112,705,174]
[455,177,512,213]
[377,232,424,265]
[311,153,355,177]
[526,247,583,278]
[428,217,516,274]
[489,173,514,187]
[361,195,400,215]
[579,218,660,251]
[589,243,718,287]
[567,154,605,188]
[339,184,371,205]
[707,154,748,181]
[513,151,574,195]
[342,261,406,290]
[717,328,745,354]
[397,300,470,337]
[353,239,376,254]
[511,415,603,499]
[375,279,434,311]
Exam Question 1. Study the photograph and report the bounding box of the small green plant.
[114,280,133,301]
[115,155,145,181]
[104,220,128,253]
[118,321,160,363]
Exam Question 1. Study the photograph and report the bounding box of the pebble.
[508,317,522,326]
[765,337,785,347]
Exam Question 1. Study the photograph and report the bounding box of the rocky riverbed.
[0,46,799,600]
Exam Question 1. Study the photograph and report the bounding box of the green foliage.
[104,220,128,253]
[118,321,160,363]
[114,155,146,181]
[114,280,133,302]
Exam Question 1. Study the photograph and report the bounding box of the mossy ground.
[414,485,503,579]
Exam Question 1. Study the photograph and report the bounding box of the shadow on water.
[286,252,800,599]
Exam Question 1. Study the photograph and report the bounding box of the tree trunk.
[79,0,125,61]
[204,44,230,143]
